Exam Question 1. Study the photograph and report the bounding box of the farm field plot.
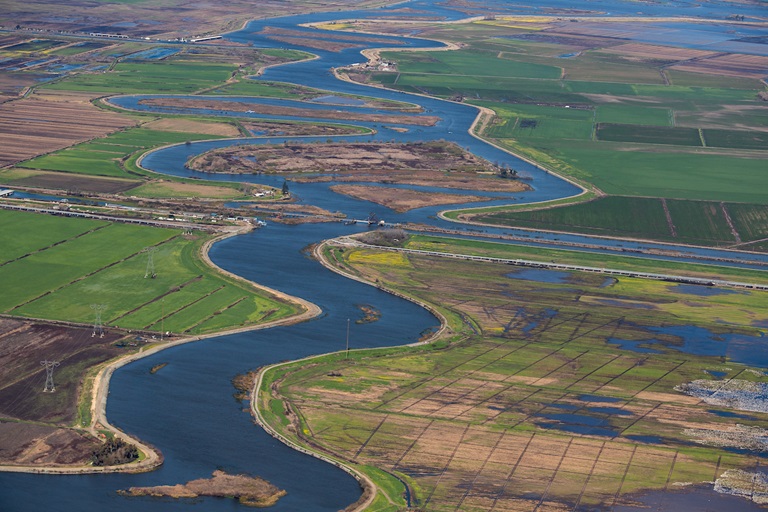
[264,242,768,511]
[43,60,236,95]
[382,49,562,79]
[0,168,139,194]
[0,91,134,167]
[670,53,768,79]
[473,196,768,247]
[19,126,229,180]
[702,129,768,150]
[0,210,299,334]
[596,124,702,146]
[362,19,768,210]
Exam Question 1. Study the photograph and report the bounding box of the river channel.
[2,0,768,510]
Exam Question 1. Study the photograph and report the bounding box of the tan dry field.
[0,421,99,466]
[141,118,241,137]
[0,91,134,168]
[330,184,500,212]
[671,53,768,79]
[599,43,716,61]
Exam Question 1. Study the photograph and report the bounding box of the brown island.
[119,470,286,507]
[138,98,434,126]
[187,141,529,211]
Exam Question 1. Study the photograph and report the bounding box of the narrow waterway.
[2,0,767,510]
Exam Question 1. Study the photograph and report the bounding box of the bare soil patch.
[330,184,498,212]
[0,318,126,466]
[5,169,139,193]
[600,43,715,61]
[0,91,134,168]
[0,421,99,465]
[138,97,438,126]
[187,141,528,194]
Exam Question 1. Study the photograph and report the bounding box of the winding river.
[2,0,768,510]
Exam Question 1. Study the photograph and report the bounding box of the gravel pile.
[714,469,768,504]
[684,424,768,452]
[675,379,768,413]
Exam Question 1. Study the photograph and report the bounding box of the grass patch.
[43,60,235,94]
[0,210,301,333]
[596,124,702,146]
[473,196,768,246]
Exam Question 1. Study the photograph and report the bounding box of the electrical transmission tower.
[144,246,156,279]
[40,360,60,392]
[91,304,106,338]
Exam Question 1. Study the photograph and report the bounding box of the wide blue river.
[2,0,767,510]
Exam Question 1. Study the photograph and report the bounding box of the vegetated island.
[138,98,436,126]
[187,141,526,211]
[119,470,286,507]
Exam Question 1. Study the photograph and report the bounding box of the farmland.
[354,18,768,206]
[0,91,135,168]
[44,61,237,95]
[0,209,300,333]
[258,237,768,511]
[19,126,230,179]
[471,196,768,248]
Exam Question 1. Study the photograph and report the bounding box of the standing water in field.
[2,0,768,510]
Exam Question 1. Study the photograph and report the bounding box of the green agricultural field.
[536,140,768,203]
[703,129,768,150]
[19,127,227,179]
[367,21,768,208]
[43,60,236,94]
[50,41,111,56]
[596,124,702,146]
[403,234,768,284]
[473,196,768,247]
[0,210,300,334]
[382,49,562,79]
[595,105,672,126]
[211,80,321,98]
[258,239,768,511]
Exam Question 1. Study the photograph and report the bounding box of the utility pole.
[144,246,156,279]
[345,318,350,359]
[40,360,60,392]
[91,304,106,338]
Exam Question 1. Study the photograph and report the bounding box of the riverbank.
[0,225,322,475]
[247,236,452,511]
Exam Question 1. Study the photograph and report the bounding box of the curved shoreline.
[0,226,322,475]
[247,237,451,511]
